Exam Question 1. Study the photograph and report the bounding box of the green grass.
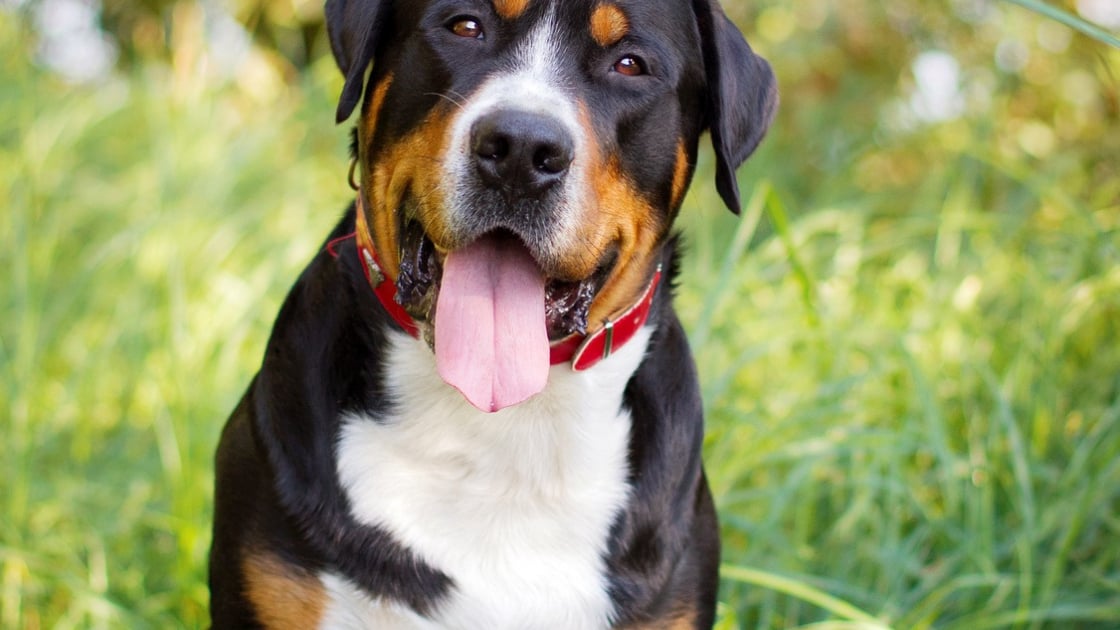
[3,6,1120,629]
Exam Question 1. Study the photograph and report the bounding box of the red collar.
[336,197,661,371]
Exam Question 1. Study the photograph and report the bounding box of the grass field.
[3,4,1120,629]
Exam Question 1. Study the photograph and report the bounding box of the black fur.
[326,0,390,123]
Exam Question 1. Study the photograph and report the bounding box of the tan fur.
[670,140,691,209]
[625,611,699,630]
[360,73,394,149]
[493,0,531,19]
[364,107,454,280]
[590,4,629,47]
[242,551,326,629]
[582,154,663,329]
[567,106,664,329]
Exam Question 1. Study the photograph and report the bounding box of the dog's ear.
[694,0,778,214]
[326,0,390,124]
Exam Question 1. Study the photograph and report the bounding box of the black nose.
[470,109,574,199]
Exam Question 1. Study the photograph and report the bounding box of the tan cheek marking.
[359,73,403,277]
[242,552,326,629]
[581,155,663,327]
[493,0,531,19]
[564,105,665,327]
[360,73,395,154]
[670,140,691,209]
[590,3,629,47]
[367,110,453,279]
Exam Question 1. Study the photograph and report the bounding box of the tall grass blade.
[764,191,819,325]
[721,565,891,628]
[1001,0,1120,48]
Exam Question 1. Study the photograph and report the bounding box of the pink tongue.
[435,234,549,412]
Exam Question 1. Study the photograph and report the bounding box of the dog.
[209,0,776,627]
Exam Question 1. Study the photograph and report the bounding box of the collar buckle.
[569,263,662,371]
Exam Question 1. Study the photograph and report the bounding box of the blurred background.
[2,0,1118,627]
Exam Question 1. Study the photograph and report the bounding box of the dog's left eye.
[449,17,484,39]
[613,55,646,77]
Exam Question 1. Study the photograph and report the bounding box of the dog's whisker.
[426,91,468,110]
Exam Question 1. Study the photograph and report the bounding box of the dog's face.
[327,0,775,410]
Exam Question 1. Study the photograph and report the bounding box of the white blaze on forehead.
[517,7,563,80]
[452,11,574,125]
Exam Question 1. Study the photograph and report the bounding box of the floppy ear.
[694,0,779,213]
[326,0,390,123]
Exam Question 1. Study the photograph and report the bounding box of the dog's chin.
[394,219,608,341]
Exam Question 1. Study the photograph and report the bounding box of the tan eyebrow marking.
[493,0,531,19]
[590,3,629,47]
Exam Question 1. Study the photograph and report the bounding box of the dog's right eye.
[448,17,484,39]
[612,55,648,77]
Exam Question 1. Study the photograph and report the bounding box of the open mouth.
[394,219,608,341]
[391,218,617,413]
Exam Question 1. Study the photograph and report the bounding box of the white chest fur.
[325,328,652,629]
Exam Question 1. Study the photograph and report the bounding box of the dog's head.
[327,0,776,411]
